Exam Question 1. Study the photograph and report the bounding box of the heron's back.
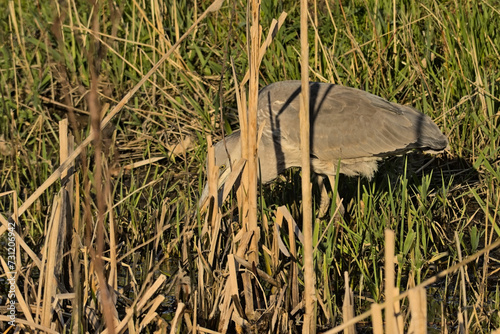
[256,81,448,178]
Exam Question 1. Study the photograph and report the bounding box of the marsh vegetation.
[0,0,499,332]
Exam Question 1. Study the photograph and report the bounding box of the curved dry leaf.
[166,135,193,157]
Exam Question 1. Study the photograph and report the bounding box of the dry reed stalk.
[218,287,234,332]
[59,119,81,334]
[242,272,255,317]
[40,191,63,329]
[271,283,287,331]
[138,295,166,332]
[193,291,198,334]
[228,255,244,320]
[370,303,383,334]
[300,0,315,331]
[392,0,397,56]
[208,212,223,266]
[87,8,117,328]
[170,302,186,334]
[122,156,167,170]
[59,119,73,196]
[384,229,399,334]
[231,59,249,235]
[408,287,427,334]
[239,12,288,86]
[246,0,261,266]
[107,188,118,294]
[197,325,223,334]
[270,221,282,277]
[196,244,207,320]
[229,81,256,327]
[480,187,496,306]
[455,231,469,334]
[313,0,318,69]
[342,272,356,334]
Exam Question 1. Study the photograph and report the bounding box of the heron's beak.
[198,159,247,210]
[198,166,232,209]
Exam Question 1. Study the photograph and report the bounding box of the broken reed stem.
[247,0,260,266]
[300,0,315,332]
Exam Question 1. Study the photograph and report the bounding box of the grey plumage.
[203,81,448,204]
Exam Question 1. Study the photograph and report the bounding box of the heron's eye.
[219,164,226,171]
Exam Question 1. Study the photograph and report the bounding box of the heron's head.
[199,132,242,207]
[213,132,242,177]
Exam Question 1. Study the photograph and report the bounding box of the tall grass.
[0,0,499,332]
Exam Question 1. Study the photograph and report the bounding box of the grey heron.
[200,81,448,212]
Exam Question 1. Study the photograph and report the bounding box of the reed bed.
[0,0,499,333]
